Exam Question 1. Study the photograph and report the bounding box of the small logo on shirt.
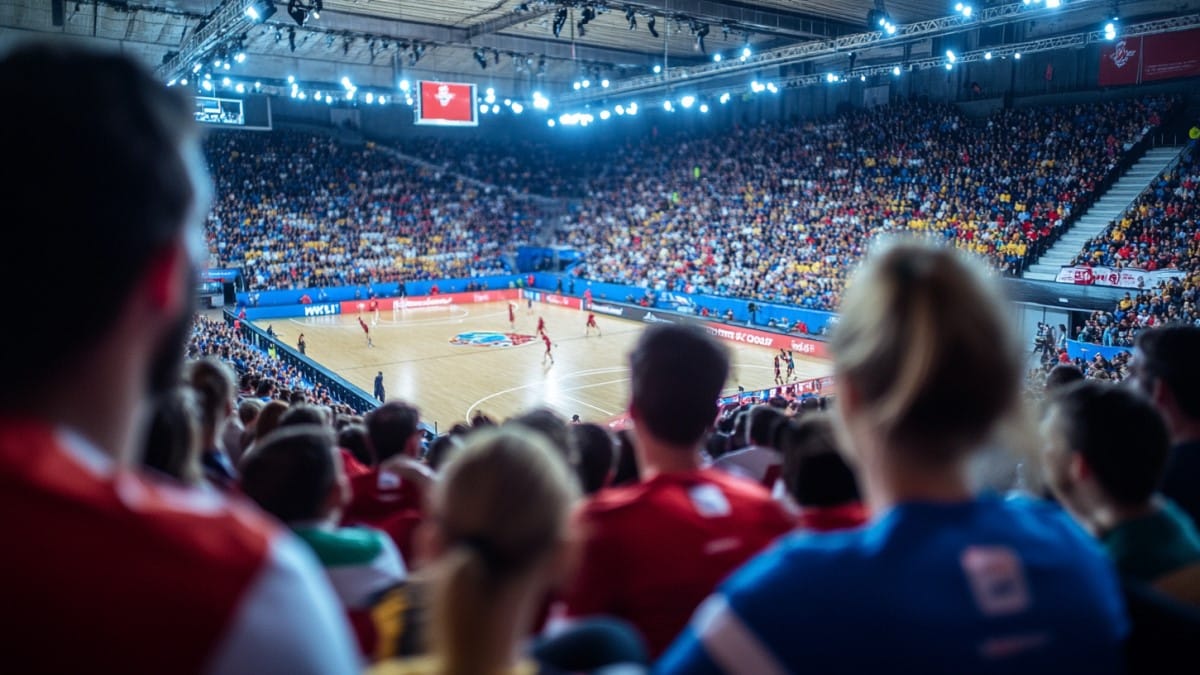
[960,546,1031,617]
[689,484,732,518]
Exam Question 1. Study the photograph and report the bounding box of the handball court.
[256,301,831,432]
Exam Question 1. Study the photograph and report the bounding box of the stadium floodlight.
[892,66,901,76]
[491,104,499,113]
[962,6,973,18]
[1104,19,1118,41]
[1046,0,1060,6]
[946,49,957,62]
[600,109,611,120]
[547,119,556,127]
[511,102,524,114]
[653,64,662,74]
[719,92,730,104]
[1014,52,1022,59]
[615,104,625,114]
[680,95,695,108]
[699,103,709,113]
[365,92,374,104]
[399,79,410,92]
[713,53,722,62]
[662,100,673,111]
[245,0,276,23]
[741,46,752,61]
[984,51,993,60]
[601,79,610,88]
[626,102,638,115]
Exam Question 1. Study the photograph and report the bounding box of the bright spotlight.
[962,6,973,17]
[202,80,213,91]
[234,52,246,64]
[766,82,778,93]
[826,73,838,83]
[741,46,751,60]
[491,104,499,113]
[713,53,722,62]
[719,92,730,104]
[653,65,662,73]
[399,79,410,91]
[985,51,993,60]
[1104,21,1117,40]
[341,76,353,90]
[699,103,709,113]
[663,100,673,111]
[582,79,590,88]
[615,105,625,115]
[512,102,524,114]
[287,75,295,84]
[892,66,901,76]
[626,102,638,115]
[599,109,611,120]
[222,76,231,87]
[945,63,953,70]
[946,50,957,62]
[601,79,610,87]
[1046,0,1060,7]
[1014,52,1022,59]
[365,92,374,104]
[680,95,695,108]
[547,119,556,127]
[955,2,963,10]
[573,81,581,90]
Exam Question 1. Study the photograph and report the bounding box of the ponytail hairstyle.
[830,239,1020,462]
[430,427,579,675]
[186,357,236,445]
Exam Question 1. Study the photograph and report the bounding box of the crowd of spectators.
[187,315,366,414]
[203,130,540,290]
[552,97,1175,310]
[395,136,602,199]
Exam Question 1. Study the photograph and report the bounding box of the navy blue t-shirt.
[657,495,1127,675]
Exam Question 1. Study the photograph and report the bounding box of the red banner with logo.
[1099,28,1200,86]
[702,323,828,358]
[416,80,477,127]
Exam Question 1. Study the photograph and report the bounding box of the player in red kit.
[368,298,380,325]
[358,316,373,348]
[508,302,516,330]
[585,312,601,337]
[542,332,555,365]
[774,354,783,385]
[537,315,546,337]
[583,288,593,309]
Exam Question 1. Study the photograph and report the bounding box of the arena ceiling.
[0,0,1188,101]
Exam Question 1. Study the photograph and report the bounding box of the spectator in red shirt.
[561,324,793,656]
[342,401,434,562]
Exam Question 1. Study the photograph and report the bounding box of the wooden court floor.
[256,301,831,432]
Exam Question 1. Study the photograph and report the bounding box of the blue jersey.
[657,495,1127,675]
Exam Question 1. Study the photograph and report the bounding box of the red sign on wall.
[1099,28,1200,86]
[416,80,478,127]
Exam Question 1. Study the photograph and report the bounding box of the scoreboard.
[415,80,478,127]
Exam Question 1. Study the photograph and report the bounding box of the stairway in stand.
[1024,145,1185,282]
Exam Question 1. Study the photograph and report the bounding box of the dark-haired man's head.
[1041,381,1170,527]
[1045,364,1085,393]
[241,425,347,524]
[747,405,786,449]
[279,404,329,429]
[337,424,374,468]
[0,44,208,461]
[509,408,572,462]
[366,401,422,461]
[570,423,616,495]
[778,413,861,508]
[628,325,729,448]
[1131,326,1200,443]
[255,379,276,399]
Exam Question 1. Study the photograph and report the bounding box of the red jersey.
[343,467,425,562]
[586,313,597,326]
[542,334,552,350]
[563,468,793,656]
[0,420,360,674]
[368,300,379,311]
[508,305,515,321]
[537,317,546,332]
[359,317,369,333]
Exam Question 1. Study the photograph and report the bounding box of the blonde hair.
[831,239,1020,461]
[430,427,579,675]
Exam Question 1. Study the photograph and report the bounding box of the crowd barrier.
[528,273,838,336]
[241,289,522,321]
[234,273,526,308]
[524,293,828,358]
[1064,338,1133,362]
[718,375,837,407]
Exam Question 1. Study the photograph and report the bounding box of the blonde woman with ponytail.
[659,239,1128,674]
[372,427,581,675]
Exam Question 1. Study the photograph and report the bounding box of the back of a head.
[778,413,861,507]
[241,425,337,523]
[1045,364,1086,394]
[1134,325,1200,420]
[279,403,329,429]
[1049,381,1170,507]
[366,401,421,461]
[237,398,263,425]
[254,400,290,441]
[0,43,202,408]
[431,427,580,674]
[747,405,787,449]
[337,424,374,467]
[629,324,729,448]
[509,408,572,462]
[254,379,276,398]
[831,240,1020,460]
[611,428,641,486]
[425,434,461,473]
[570,423,617,495]
[187,358,235,434]
[141,387,202,485]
